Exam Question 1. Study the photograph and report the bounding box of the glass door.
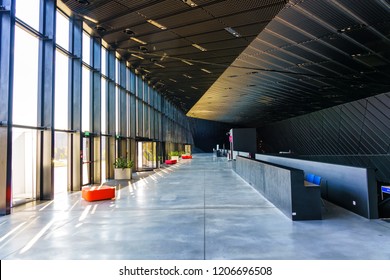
[54,132,68,195]
[11,128,37,206]
[82,136,92,185]
[137,141,156,171]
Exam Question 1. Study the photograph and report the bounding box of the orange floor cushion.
[181,155,192,159]
[82,186,115,202]
[165,159,177,164]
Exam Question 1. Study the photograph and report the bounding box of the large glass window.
[13,26,39,126]
[115,57,119,83]
[101,77,107,133]
[82,67,91,131]
[56,10,70,51]
[101,47,107,76]
[82,32,91,65]
[15,0,40,30]
[116,86,119,134]
[55,50,69,130]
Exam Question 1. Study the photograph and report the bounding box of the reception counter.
[234,156,322,220]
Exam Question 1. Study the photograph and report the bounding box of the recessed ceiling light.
[131,54,144,60]
[182,0,197,7]
[191,86,198,90]
[94,25,106,32]
[139,46,148,53]
[192,43,207,52]
[123,29,135,36]
[130,37,147,45]
[183,74,192,79]
[179,89,185,92]
[169,78,177,83]
[76,0,90,5]
[147,19,167,30]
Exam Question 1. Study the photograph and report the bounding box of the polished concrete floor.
[1,153,389,260]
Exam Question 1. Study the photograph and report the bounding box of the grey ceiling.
[61,0,390,126]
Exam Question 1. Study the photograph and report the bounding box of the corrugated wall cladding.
[258,92,390,182]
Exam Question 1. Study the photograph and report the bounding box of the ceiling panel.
[61,0,390,126]
[188,0,390,125]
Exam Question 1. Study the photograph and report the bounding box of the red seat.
[181,155,192,159]
[82,186,115,202]
[165,159,177,164]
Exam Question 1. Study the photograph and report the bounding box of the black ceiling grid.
[61,1,390,126]
[61,0,288,112]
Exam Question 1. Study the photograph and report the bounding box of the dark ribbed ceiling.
[60,0,287,112]
[60,0,390,126]
[188,0,390,125]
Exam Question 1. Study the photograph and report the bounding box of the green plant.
[113,157,134,169]
[168,151,179,157]
[179,151,186,156]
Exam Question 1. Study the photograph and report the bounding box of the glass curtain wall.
[2,1,193,212]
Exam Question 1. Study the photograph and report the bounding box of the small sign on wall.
[381,186,390,194]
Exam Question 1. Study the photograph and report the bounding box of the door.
[82,136,92,185]
[137,141,156,171]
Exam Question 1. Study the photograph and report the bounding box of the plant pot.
[114,168,132,180]
[170,156,179,161]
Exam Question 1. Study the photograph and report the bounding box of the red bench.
[165,159,177,164]
[181,155,192,159]
[82,186,115,202]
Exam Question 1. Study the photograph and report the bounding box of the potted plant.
[168,151,180,161]
[113,157,134,180]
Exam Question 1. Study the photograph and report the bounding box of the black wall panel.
[257,92,390,182]
[188,117,238,152]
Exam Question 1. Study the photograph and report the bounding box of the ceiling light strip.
[201,68,212,74]
[147,19,167,30]
[154,63,165,68]
[131,54,144,60]
[130,37,147,45]
[192,43,207,52]
[181,59,194,66]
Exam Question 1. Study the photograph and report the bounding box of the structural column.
[0,0,15,215]
[37,0,56,200]
[68,16,83,191]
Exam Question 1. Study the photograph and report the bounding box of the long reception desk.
[234,156,322,221]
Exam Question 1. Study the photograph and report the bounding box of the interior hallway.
[0,154,389,260]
